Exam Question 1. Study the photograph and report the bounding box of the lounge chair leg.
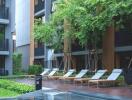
[74,81,76,87]
[88,82,90,87]
[87,80,89,87]
[97,81,99,88]
[81,81,83,87]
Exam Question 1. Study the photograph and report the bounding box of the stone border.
[69,90,132,100]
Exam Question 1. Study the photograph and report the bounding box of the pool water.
[1,87,131,100]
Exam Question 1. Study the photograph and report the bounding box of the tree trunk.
[63,19,72,72]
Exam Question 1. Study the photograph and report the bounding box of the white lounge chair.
[90,69,108,80]
[59,69,76,80]
[48,68,59,77]
[40,68,50,76]
[64,69,88,81]
[88,69,122,87]
[74,69,107,85]
[48,69,76,80]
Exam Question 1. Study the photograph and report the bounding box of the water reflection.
[4,88,131,100]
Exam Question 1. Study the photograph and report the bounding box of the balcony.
[34,47,44,57]
[0,6,9,24]
[0,39,9,51]
[34,0,44,16]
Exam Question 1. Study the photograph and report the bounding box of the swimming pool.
[1,88,131,100]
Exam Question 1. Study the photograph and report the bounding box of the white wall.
[16,0,30,47]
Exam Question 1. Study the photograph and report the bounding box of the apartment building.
[16,0,34,71]
[16,0,132,71]
[104,18,132,71]
[0,0,15,75]
[34,0,52,68]
[16,0,52,71]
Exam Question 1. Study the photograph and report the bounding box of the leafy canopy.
[34,0,132,48]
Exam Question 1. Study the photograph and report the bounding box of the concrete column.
[29,0,34,65]
[45,0,52,22]
[5,0,15,75]
[102,23,115,71]
[44,0,52,68]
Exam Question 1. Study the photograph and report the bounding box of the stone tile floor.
[14,78,132,99]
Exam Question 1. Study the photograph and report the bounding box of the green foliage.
[0,75,34,79]
[13,71,28,75]
[0,88,19,97]
[34,0,132,48]
[34,19,64,50]
[28,65,43,75]
[34,19,55,44]
[13,53,22,74]
[0,79,34,94]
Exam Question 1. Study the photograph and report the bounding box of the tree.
[34,0,132,70]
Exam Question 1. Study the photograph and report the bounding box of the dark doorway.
[119,52,132,69]
[0,56,5,75]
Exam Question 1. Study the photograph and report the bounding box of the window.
[35,0,38,6]
[0,0,5,6]
[0,56,5,68]
[0,25,5,50]
[34,40,44,48]
[0,25,5,41]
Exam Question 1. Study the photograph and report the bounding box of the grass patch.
[0,79,35,94]
[0,75,35,79]
[0,79,35,97]
[0,88,19,97]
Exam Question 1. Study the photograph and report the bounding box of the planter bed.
[0,79,35,97]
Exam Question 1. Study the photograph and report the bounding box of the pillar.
[102,23,115,71]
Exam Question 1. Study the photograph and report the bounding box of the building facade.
[16,0,34,71]
[34,0,53,68]
[0,0,15,75]
[16,0,52,71]
[16,0,132,72]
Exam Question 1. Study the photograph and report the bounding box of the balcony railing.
[34,47,44,56]
[0,39,9,51]
[0,6,8,19]
[54,49,63,54]
[35,0,44,14]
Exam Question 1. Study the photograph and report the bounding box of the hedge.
[0,79,35,94]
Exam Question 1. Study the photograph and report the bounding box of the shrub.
[28,65,43,75]
[0,88,19,97]
[13,53,22,74]
[0,79,35,93]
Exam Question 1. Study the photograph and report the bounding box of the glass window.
[0,25,5,41]
[35,0,38,6]
[0,25,5,50]
[0,0,5,6]
[0,56,5,68]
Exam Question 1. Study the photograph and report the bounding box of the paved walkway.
[42,80,132,98]
[13,78,35,85]
[14,78,132,99]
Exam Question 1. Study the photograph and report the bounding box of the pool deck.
[14,78,132,99]
[42,80,132,98]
